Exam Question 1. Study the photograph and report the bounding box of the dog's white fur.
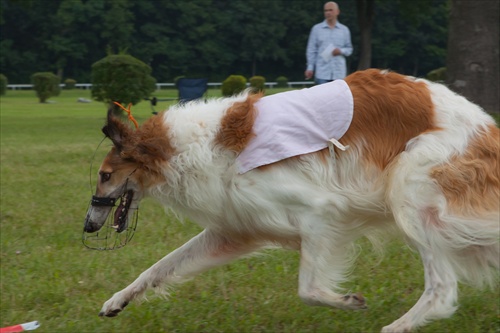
[87,69,499,332]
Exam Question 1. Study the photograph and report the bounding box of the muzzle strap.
[91,196,117,207]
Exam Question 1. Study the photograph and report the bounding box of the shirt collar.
[321,19,339,29]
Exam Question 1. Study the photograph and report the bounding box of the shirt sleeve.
[340,27,353,57]
[305,26,318,71]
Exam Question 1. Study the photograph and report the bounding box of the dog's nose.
[83,216,98,233]
[83,223,95,233]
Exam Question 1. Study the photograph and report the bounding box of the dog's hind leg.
[381,244,458,333]
[297,214,367,310]
[382,126,500,331]
[382,205,498,332]
[99,228,261,317]
[380,170,461,332]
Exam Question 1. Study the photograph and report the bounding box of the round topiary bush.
[221,75,247,97]
[91,54,156,114]
[276,76,288,88]
[31,72,61,103]
[249,76,266,92]
[64,78,76,90]
[0,74,7,96]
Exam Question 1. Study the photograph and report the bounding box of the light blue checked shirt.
[306,20,353,80]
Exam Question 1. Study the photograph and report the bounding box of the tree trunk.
[446,0,499,113]
[356,0,375,70]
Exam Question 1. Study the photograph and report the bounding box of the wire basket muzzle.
[82,201,139,250]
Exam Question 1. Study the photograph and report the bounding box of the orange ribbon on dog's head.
[113,101,139,129]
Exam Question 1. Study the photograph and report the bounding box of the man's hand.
[305,70,314,80]
[332,48,342,56]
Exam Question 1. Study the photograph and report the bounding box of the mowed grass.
[1,89,498,333]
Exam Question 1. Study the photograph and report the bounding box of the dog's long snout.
[84,205,112,233]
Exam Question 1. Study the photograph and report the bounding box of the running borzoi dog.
[84,69,499,332]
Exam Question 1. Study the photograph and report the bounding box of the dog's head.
[84,110,172,236]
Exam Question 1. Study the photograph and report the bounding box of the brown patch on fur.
[430,124,500,216]
[101,114,174,189]
[343,69,438,169]
[215,92,263,153]
[134,115,175,165]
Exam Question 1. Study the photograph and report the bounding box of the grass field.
[1,89,498,333]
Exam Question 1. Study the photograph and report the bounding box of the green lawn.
[1,89,498,333]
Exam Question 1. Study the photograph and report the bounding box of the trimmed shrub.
[0,74,7,95]
[426,67,446,82]
[91,54,156,114]
[64,78,76,90]
[31,72,61,103]
[221,75,247,97]
[249,76,266,92]
[276,76,288,88]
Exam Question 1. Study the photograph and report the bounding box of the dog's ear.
[102,108,132,151]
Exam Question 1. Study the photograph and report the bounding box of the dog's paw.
[381,322,412,333]
[342,292,367,310]
[98,293,129,317]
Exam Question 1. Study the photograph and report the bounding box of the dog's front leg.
[99,229,260,317]
[298,218,367,310]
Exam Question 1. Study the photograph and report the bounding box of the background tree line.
[1,0,449,84]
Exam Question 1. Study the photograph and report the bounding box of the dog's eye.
[100,172,111,183]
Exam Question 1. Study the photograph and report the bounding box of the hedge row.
[0,73,289,102]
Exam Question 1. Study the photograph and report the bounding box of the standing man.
[305,2,353,84]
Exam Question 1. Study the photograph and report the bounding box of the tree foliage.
[1,0,449,84]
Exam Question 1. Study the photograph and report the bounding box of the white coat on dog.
[84,69,499,332]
